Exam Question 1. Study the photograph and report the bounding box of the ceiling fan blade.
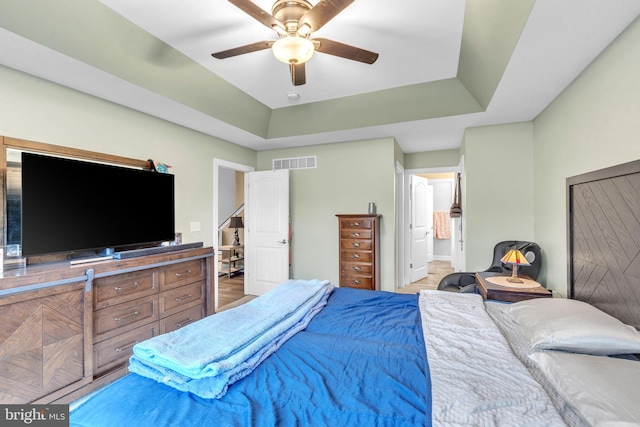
[290,63,306,86]
[212,41,273,59]
[298,0,355,33]
[228,0,286,34]
[313,38,378,64]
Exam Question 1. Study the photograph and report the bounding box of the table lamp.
[500,248,531,283]
[229,216,244,246]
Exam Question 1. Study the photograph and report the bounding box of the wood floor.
[216,260,454,311]
[217,274,247,310]
[396,260,454,294]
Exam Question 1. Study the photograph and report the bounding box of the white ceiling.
[100,0,465,109]
[1,0,639,152]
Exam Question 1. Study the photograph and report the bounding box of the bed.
[70,161,640,427]
[70,284,640,426]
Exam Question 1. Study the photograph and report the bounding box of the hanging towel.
[433,211,451,239]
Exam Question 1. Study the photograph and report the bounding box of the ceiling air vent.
[273,156,317,171]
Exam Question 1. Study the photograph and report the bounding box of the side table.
[475,271,552,303]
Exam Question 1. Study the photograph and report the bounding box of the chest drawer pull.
[114,282,139,292]
[352,254,361,259]
[115,311,139,322]
[351,232,360,237]
[352,279,361,285]
[352,266,362,271]
[352,242,361,248]
[175,294,193,302]
[350,221,361,226]
[175,270,193,277]
[115,341,138,353]
[176,318,194,328]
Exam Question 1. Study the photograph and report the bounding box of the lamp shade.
[500,249,531,266]
[272,36,314,64]
[229,216,244,229]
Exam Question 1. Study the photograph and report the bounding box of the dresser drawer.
[160,304,205,335]
[339,217,373,229]
[340,229,372,240]
[340,250,373,263]
[159,281,205,318]
[93,322,158,376]
[94,269,158,309]
[94,295,158,342]
[341,262,373,275]
[340,239,372,250]
[160,259,205,291]
[340,274,373,290]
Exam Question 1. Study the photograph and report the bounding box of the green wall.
[450,16,640,296]
[3,13,639,297]
[532,16,640,296]
[404,149,460,169]
[257,139,397,291]
[0,65,257,248]
[460,122,535,273]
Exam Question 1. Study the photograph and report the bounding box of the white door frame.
[453,155,465,272]
[213,158,254,311]
[395,162,405,289]
[397,166,460,288]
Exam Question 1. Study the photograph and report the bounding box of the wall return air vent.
[273,156,317,170]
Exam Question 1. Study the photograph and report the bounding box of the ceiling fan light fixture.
[272,36,314,64]
[297,23,312,36]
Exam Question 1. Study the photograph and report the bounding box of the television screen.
[21,152,175,257]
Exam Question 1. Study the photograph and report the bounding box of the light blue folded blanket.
[129,279,333,398]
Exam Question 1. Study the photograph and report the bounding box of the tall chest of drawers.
[336,214,381,290]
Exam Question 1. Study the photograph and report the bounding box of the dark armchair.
[437,240,542,293]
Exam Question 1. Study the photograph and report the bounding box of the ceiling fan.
[212,0,379,86]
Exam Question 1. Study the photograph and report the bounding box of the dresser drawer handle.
[352,279,361,285]
[115,341,138,353]
[352,254,361,259]
[114,282,139,292]
[176,318,194,328]
[351,232,360,237]
[175,270,193,277]
[352,266,361,271]
[115,311,139,322]
[350,221,361,226]
[352,242,361,248]
[175,294,193,302]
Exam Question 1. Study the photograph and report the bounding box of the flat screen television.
[21,152,175,257]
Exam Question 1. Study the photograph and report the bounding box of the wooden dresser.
[0,246,214,404]
[336,214,381,290]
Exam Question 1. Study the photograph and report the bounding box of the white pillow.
[529,352,640,426]
[508,298,640,355]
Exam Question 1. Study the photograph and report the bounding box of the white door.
[245,170,290,295]
[410,176,432,282]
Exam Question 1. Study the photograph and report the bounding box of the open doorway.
[397,168,457,293]
[213,159,254,312]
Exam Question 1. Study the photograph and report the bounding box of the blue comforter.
[129,279,332,398]
[71,288,430,427]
